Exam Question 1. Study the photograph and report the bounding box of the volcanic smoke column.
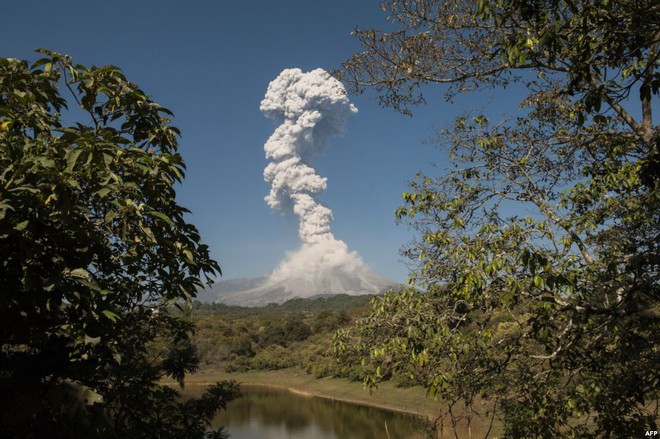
[261,68,363,281]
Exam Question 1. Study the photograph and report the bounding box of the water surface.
[205,385,432,439]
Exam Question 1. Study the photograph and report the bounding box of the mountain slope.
[198,267,398,307]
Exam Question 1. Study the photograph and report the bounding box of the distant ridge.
[197,267,399,307]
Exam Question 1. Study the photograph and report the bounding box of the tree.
[335,1,659,437]
[0,51,239,438]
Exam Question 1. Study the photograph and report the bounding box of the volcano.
[199,69,400,307]
[197,267,398,307]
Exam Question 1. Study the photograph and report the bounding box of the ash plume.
[261,68,363,279]
[196,70,397,306]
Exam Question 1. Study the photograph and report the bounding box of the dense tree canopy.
[0,51,238,438]
[335,1,658,437]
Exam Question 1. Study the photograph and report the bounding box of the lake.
[200,384,434,439]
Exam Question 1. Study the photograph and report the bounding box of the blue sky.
[2,1,522,283]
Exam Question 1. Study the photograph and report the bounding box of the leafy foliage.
[335,1,659,437]
[0,51,238,438]
[341,0,659,128]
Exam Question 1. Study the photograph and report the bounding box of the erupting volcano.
[202,68,397,306]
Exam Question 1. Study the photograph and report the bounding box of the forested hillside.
[189,295,376,380]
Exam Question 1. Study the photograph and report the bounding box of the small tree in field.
[0,50,238,439]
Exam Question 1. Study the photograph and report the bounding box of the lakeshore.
[174,367,442,423]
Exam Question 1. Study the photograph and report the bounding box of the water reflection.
[197,385,432,439]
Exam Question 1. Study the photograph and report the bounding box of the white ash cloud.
[261,68,364,278]
[269,238,363,284]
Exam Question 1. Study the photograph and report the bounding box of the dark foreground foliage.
[0,51,238,438]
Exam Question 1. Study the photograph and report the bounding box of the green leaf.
[14,220,29,231]
[101,310,119,322]
[148,210,174,225]
[95,187,112,199]
[69,268,90,280]
[66,148,84,171]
